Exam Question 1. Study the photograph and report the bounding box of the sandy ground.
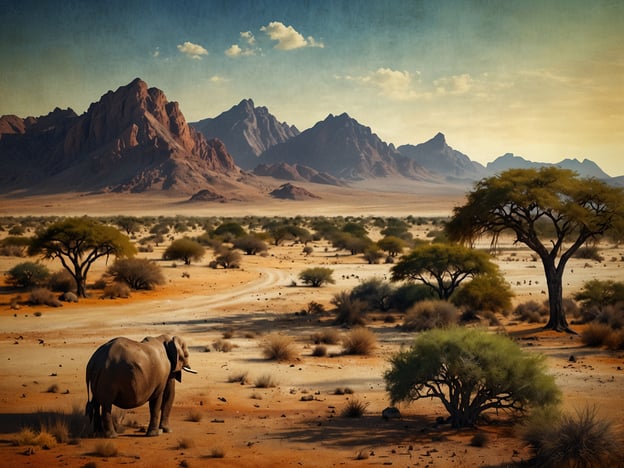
[0,190,623,467]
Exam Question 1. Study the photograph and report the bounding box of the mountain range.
[0,78,617,199]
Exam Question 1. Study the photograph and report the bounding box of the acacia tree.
[385,327,560,428]
[28,217,136,297]
[446,167,624,332]
[390,243,497,299]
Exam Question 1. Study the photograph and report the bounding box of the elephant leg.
[101,403,117,438]
[147,395,163,436]
[159,379,176,433]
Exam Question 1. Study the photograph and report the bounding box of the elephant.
[85,335,197,437]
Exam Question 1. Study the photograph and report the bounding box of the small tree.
[163,238,205,265]
[7,262,50,288]
[28,217,136,297]
[377,236,406,257]
[107,258,165,290]
[451,272,514,314]
[391,243,497,300]
[299,267,335,287]
[213,248,242,269]
[573,279,624,312]
[385,327,560,428]
[232,234,268,255]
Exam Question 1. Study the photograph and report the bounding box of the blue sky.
[1,0,622,175]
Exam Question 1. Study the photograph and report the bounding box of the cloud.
[177,41,209,60]
[152,47,160,58]
[225,31,259,57]
[341,68,422,100]
[209,75,228,83]
[260,21,324,50]
[433,74,473,95]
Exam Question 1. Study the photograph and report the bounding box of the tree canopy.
[385,327,561,428]
[28,217,136,297]
[446,167,624,331]
[163,238,205,265]
[390,243,497,299]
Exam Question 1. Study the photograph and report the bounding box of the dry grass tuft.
[93,440,118,457]
[341,398,368,418]
[177,437,196,449]
[261,334,298,361]
[227,371,250,384]
[209,447,226,458]
[212,339,235,352]
[255,374,278,388]
[185,409,203,422]
[341,328,377,355]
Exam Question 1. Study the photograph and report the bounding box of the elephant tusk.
[182,366,198,374]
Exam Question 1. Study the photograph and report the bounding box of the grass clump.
[255,374,278,388]
[212,339,235,352]
[177,437,196,449]
[93,440,119,457]
[310,329,340,345]
[341,328,377,356]
[227,371,250,384]
[311,345,327,357]
[261,334,298,362]
[580,323,613,347]
[185,409,203,422]
[341,398,368,418]
[402,300,459,331]
[523,406,623,467]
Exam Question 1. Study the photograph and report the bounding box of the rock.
[60,291,79,303]
[382,406,401,420]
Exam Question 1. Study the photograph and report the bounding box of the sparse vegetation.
[7,262,50,288]
[298,267,335,287]
[106,258,165,290]
[341,328,377,355]
[255,373,278,388]
[340,398,368,417]
[261,334,298,361]
[163,237,205,265]
[28,288,62,307]
[402,300,460,331]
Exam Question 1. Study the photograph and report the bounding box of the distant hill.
[254,162,346,186]
[0,78,254,197]
[269,182,320,200]
[258,113,432,181]
[191,99,299,170]
[398,132,488,182]
[487,153,611,179]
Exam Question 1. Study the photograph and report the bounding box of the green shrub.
[350,278,393,312]
[451,273,514,315]
[402,300,459,331]
[389,283,436,312]
[298,267,335,287]
[7,262,50,288]
[163,237,205,265]
[385,327,561,428]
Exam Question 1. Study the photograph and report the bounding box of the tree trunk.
[542,261,571,332]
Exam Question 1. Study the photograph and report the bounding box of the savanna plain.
[1,188,623,467]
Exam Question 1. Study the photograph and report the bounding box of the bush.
[212,248,242,269]
[574,279,624,311]
[332,291,366,325]
[451,273,514,315]
[232,234,268,255]
[299,267,335,287]
[163,238,205,265]
[350,278,393,312]
[342,328,377,355]
[514,300,548,323]
[389,283,436,312]
[101,282,131,299]
[385,327,561,428]
[573,245,604,262]
[255,374,278,388]
[261,334,298,362]
[525,406,623,467]
[47,270,76,293]
[402,300,459,331]
[0,236,30,256]
[29,288,62,307]
[581,323,615,347]
[106,258,165,290]
[7,262,50,288]
[311,329,340,345]
[340,398,368,418]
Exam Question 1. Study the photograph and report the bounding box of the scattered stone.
[382,407,401,420]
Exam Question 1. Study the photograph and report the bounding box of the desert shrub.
[185,409,203,422]
[255,374,278,388]
[298,267,335,287]
[213,221,246,240]
[573,245,604,262]
[389,283,436,312]
[13,427,57,449]
[525,406,623,467]
[302,245,314,256]
[402,300,460,331]
[212,248,242,269]
[303,301,326,315]
[470,432,489,447]
[350,277,394,312]
[106,258,165,290]
[101,282,131,299]
[311,328,340,345]
[212,339,234,352]
[341,398,368,418]
[605,328,624,350]
[232,234,268,255]
[29,288,62,307]
[596,303,624,329]
[332,291,366,325]
[227,371,250,384]
[261,334,298,362]
[311,345,327,357]
[580,323,614,347]
[93,440,119,457]
[574,279,624,311]
[362,245,384,264]
[177,437,196,449]
[209,447,226,458]
[163,238,205,265]
[47,270,76,293]
[385,327,561,428]
[451,273,514,315]
[0,236,30,256]
[514,300,548,323]
[7,262,50,288]
[342,328,377,355]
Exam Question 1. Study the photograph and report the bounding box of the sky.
[1,0,622,176]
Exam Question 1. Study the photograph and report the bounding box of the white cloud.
[240,31,256,46]
[225,44,243,57]
[260,21,324,50]
[209,75,228,83]
[177,41,209,60]
[225,31,259,57]
[341,68,422,100]
[433,74,473,95]
[152,47,160,58]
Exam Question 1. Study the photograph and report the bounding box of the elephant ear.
[165,338,183,382]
